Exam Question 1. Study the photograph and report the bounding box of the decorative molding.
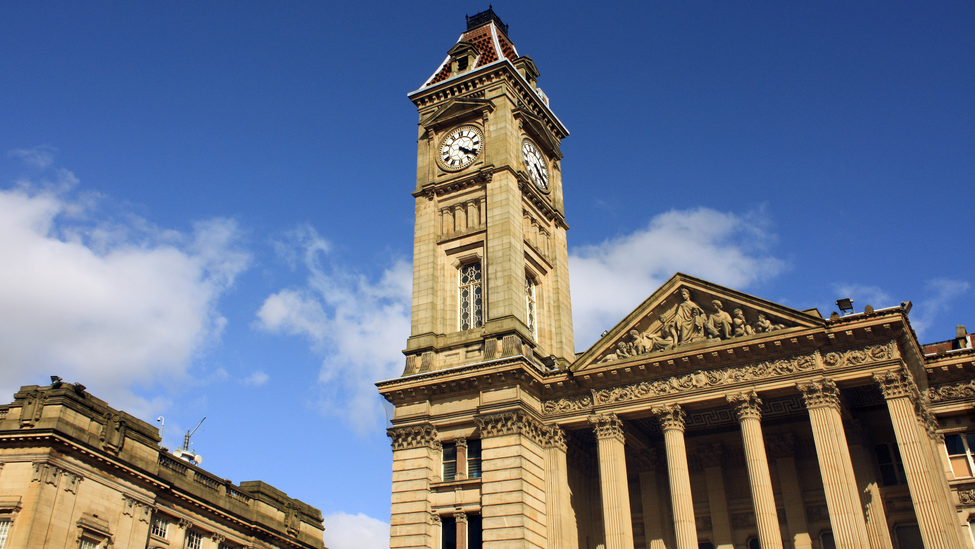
[823,341,896,368]
[542,392,592,414]
[727,390,763,421]
[474,410,546,446]
[797,378,841,410]
[178,517,194,530]
[99,412,127,454]
[62,471,83,494]
[589,413,624,443]
[388,424,439,451]
[284,501,300,536]
[430,512,442,526]
[652,404,686,432]
[211,533,227,544]
[593,353,817,405]
[454,511,468,524]
[20,389,47,427]
[928,380,975,403]
[958,490,975,506]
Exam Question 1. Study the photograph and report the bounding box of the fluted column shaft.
[767,434,812,549]
[653,405,698,549]
[798,379,870,549]
[591,413,634,549]
[875,371,961,549]
[847,423,894,549]
[544,426,577,549]
[728,391,783,549]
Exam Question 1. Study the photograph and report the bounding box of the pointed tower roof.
[422,7,520,88]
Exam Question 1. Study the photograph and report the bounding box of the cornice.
[377,354,551,403]
[517,174,567,229]
[414,168,492,200]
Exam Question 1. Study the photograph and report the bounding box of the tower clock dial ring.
[438,126,483,171]
[521,139,549,191]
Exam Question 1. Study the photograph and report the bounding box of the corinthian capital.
[873,370,920,402]
[652,404,686,432]
[727,390,763,421]
[797,378,841,410]
[589,413,624,442]
[388,424,439,450]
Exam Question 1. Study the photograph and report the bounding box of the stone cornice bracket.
[766,432,797,459]
[211,533,226,544]
[652,404,686,432]
[388,424,439,451]
[542,425,567,451]
[797,378,841,410]
[454,510,468,523]
[697,442,725,468]
[873,370,920,403]
[455,437,467,450]
[178,517,194,530]
[727,390,763,421]
[474,410,546,445]
[429,511,441,525]
[589,413,624,443]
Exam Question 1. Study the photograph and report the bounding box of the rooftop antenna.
[182,417,206,453]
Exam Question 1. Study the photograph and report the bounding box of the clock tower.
[403,8,574,376]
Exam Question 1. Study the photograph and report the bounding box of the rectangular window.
[467,439,482,479]
[525,276,537,341]
[459,263,483,330]
[875,443,907,486]
[79,539,99,549]
[0,520,10,549]
[469,514,482,549]
[150,516,169,539]
[442,517,457,549]
[443,443,457,482]
[185,530,203,549]
[944,433,975,478]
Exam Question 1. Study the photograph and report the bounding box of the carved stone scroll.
[928,380,975,403]
[542,392,592,414]
[823,342,896,368]
[593,353,817,405]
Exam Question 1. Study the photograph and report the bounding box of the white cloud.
[242,371,269,386]
[569,207,787,349]
[0,150,250,414]
[910,278,971,339]
[255,225,411,433]
[321,512,389,549]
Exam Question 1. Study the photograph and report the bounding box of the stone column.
[727,391,783,549]
[653,404,698,549]
[638,449,667,549]
[543,425,577,549]
[846,422,894,549]
[456,511,468,549]
[456,438,468,480]
[590,413,634,549]
[431,513,442,549]
[874,371,962,549]
[388,424,440,549]
[766,434,812,549]
[698,443,734,549]
[797,379,870,549]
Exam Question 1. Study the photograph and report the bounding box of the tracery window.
[185,530,203,549]
[525,275,537,341]
[150,516,169,539]
[875,443,907,486]
[944,433,975,478]
[0,520,10,549]
[459,263,483,330]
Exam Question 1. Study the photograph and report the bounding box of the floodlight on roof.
[835,298,855,315]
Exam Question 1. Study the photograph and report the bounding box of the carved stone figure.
[648,314,677,351]
[733,308,754,337]
[707,299,733,340]
[629,329,651,355]
[615,340,634,359]
[675,288,705,344]
[755,313,785,333]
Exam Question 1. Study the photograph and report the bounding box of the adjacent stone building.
[378,8,975,549]
[0,380,325,549]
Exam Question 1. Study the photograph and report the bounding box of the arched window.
[459,263,483,330]
[525,275,537,341]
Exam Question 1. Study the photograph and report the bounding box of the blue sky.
[1,2,973,547]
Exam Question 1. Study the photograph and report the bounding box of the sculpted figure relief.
[594,287,792,363]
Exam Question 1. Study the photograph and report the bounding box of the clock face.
[522,139,549,191]
[439,126,483,170]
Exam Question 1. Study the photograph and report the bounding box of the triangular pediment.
[420,97,495,132]
[516,110,563,160]
[571,273,825,372]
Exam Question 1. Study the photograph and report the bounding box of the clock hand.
[458,146,476,155]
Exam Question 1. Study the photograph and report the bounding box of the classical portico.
[381,9,971,549]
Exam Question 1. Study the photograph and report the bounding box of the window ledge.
[431,477,482,490]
